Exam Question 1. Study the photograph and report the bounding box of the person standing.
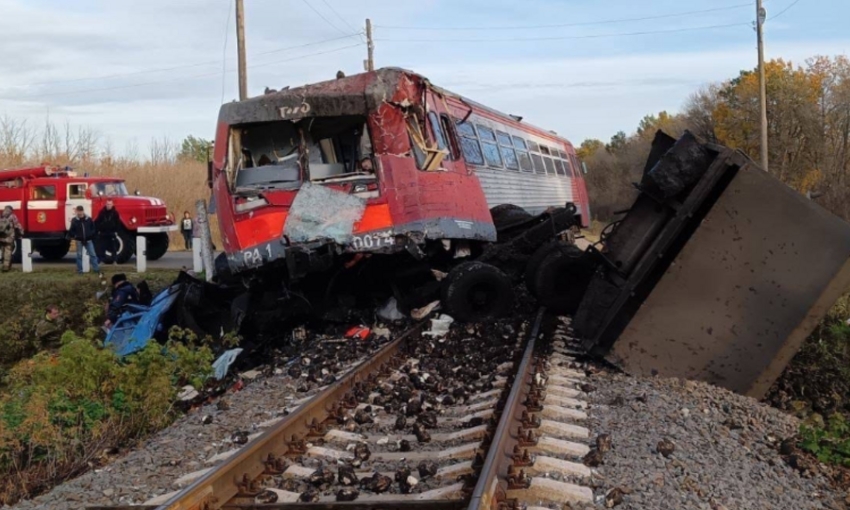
[95,199,121,264]
[180,211,194,250]
[68,205,101,274]
[0,205,23,273]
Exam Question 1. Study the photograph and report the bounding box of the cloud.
[0,0,848,154]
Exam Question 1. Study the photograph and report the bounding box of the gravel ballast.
[588,371,845,510]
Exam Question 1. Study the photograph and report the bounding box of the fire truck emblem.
[37,212,46,223]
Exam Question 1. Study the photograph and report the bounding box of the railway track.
[89,312,597,510]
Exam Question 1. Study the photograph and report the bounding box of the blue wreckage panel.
[104,285,181,357]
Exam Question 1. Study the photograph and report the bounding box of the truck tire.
[524,240,571,297]
[145,233,170,261]
[442,261,514,323]
[102,229,135,264]
[38,241,71,261]
[531,245,595,315]
[490,204,532,231]
[11,238,22,264]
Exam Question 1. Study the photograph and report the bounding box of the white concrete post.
[195,200,215,282]
[136,235,147,273]
[22,239,33,273]
[81,241,90,273]
[192,238,203,272]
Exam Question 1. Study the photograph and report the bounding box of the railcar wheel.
[524,240,571,297]
[441,261,514,322]
[531,245,595,315]
[490,204,533,231]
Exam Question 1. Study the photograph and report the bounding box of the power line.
[300,0,350,36]
[220,0,233,105]
[11,33,361,89]
[11,43,364,101]
[376,21,752,43]
[319,0,360,34]
[769,0,802,20]
[375,2,753,31]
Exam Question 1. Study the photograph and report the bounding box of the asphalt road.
[39,250,201,270]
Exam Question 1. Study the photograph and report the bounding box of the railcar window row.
[454,118,577,178]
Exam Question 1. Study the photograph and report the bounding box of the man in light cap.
[0,205,23,272]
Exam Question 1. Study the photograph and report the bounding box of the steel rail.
[466,308,544,510]
[149,325,421,510]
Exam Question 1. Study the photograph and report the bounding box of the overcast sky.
[1,0,848,157]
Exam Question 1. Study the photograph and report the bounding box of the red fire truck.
[0,165,176,263]
[209,68,591,321]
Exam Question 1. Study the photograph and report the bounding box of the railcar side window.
[476,125,503,168]
[540,146,551,156]
[527,140,540,153]
[517,150,532,172]
[428,112,449,153]
[440,114,459,160]
[544,157,556,175]
[496,131,518,171]
[456,120,484,165]
[512,136,527,150]
[531,153,545,173]
[554,158,567,176]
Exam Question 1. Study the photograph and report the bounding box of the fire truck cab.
[0,165,176,263]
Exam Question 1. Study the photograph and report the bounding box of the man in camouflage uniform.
[35,304,65,350]
[0,205,23,272]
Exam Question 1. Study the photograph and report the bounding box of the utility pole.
[756,0,768,172]
[365,18,375,72]
[235,0,248,100]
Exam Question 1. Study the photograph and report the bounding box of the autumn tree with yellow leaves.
[582,55,850,223]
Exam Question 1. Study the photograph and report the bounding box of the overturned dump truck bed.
[574,131,850,398]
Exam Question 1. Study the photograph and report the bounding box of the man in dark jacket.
[68,205,101,274]
[105,273,139,329]
[95,200,121,264]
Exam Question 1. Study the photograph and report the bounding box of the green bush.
[0,329,212,504]
[800,413,850,467]
[0,270,176,368]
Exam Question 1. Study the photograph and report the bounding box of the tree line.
[579,56,850,223]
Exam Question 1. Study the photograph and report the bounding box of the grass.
[0,269,179,369]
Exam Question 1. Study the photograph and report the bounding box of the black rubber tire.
[10,238,21,264]
[145,233,170,261]
[38,240,71,261]
[531,245,595,315]
[441,261,514,323]
[524,240,571,298]
[490,204,533,231]
[111,229,135,264]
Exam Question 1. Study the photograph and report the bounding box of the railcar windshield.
[228,116,373,193]
[93,182,129,196]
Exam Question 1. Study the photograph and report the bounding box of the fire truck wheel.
[532,245,595,315]
[99,229,136,264]
[490,204,532,231]
[441,261,514,323]
[145,233,170,261]
[38,241,71,261]
[11,239,22,264]
[524,240,572,297]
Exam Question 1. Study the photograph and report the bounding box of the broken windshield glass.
[231,116,374,191]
